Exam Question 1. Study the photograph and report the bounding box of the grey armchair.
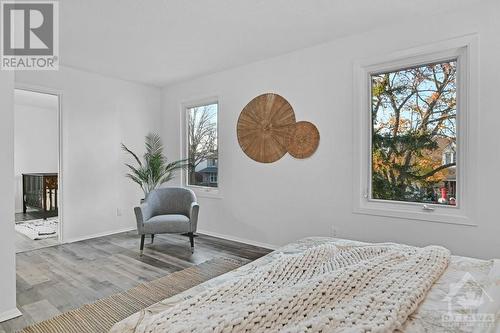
[134,187,199,255]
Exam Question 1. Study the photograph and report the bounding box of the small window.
[209,174,217,183]
[207,158,217,167]
[186,102,218,188]
[371,60,457,206]
[444,153,452,165]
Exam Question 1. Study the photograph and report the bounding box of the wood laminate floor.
[15,233,60,254]
[0,231,271,333]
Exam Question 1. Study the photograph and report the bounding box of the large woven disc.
[286,121,320,159]
[237,94,296,163]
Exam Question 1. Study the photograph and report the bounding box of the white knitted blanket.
[136,244,450,333]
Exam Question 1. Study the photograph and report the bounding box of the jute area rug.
[20,257,249,333]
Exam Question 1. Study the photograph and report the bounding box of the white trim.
[13,84,65,242]
[188,185,223,199]
[63,227,136,244]
[0,308,22,323]
[180,97,221,198]
[352,34,479,226]
[68,227,275,250]
[198,229,277,250]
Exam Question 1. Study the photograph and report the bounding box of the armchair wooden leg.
[140,234,145,256]
[188,232,194,253]
[151,234,154,244]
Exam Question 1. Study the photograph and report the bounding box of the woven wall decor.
[237,93,296,163]
[286,121,320,159]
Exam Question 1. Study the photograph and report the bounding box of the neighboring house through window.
[186,102,218,189]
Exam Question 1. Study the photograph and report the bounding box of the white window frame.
[352,35,479,226]
[181,97,221,198]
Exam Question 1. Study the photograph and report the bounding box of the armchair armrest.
[189,202,200,232]
[134,203,153,234]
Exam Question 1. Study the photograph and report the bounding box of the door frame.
[14,84,64,244]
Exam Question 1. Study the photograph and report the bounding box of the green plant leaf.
[121,143,142,167]
[123,133,188,195]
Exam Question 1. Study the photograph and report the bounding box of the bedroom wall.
[0,72,17,320]
[161,1,500,259]
[15,66,162,242]
[14,95,59,213]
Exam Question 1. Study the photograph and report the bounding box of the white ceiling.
[59,0,480,87]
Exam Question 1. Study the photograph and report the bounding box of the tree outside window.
[187,103,218,188]
[371,60,457,205]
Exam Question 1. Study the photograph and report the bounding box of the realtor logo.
[441,272,496,328]
[1,1,58,70]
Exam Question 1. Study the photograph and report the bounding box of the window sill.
[188,186,222,199]
[353,200,477,227]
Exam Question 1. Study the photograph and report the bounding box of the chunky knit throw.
[137,244,450,332]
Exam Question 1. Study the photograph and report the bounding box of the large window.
[371,60,457,206]
[186,102,218,188]
[353,37,479,225]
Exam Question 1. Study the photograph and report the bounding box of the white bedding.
[110,238,500,332]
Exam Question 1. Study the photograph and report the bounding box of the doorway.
[13,88,62,253]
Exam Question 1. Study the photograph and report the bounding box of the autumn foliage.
[371,61,457,203]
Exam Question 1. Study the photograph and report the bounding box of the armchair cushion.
[148,188,195,217]
[143,214,190,234]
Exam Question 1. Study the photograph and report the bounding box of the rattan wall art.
[237,93,319,163]
[286,121,320,159]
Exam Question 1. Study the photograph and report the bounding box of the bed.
[110,238,500,332]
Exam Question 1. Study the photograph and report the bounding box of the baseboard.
[0,308,22,322]
[64,227,276,250]
[197,229,278,250]
[64,227,136,244]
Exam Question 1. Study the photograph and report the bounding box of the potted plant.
[122,133,187,201]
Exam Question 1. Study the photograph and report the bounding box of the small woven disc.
[286,121,320,159]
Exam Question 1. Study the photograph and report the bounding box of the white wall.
[161,1,500,259]
[0,72,17,319]
[15,66,162,242]
[14,95,59,213]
